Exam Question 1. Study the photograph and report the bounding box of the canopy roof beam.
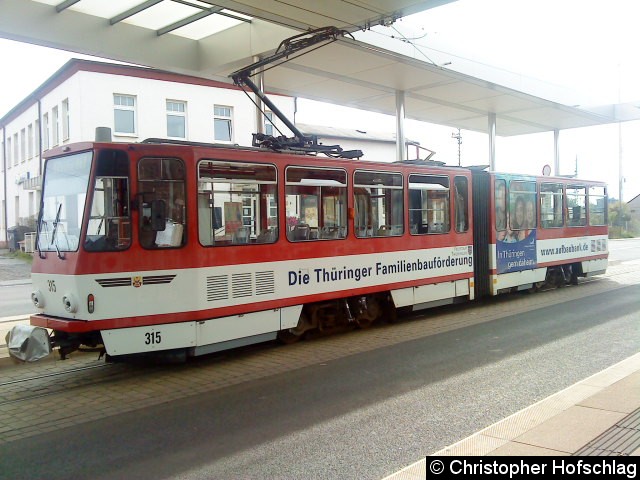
[157,3,251,36]
[55,0,82,13]
[110,0,163,26]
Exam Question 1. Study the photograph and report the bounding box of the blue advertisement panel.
[495,175,538,274]
[497,229,537,273]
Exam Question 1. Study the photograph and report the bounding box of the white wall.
[76,71,295,146]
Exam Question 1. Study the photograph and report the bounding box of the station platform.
[384,352,640,479]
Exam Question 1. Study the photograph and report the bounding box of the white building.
[0,59,296,247]
[0,59,422,248]
[298,123,425,164]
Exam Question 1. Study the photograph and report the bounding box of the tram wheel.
[354,316,374,329]
[277,329,304,344]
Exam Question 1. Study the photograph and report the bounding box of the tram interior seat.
[569,206,584,226]
[391,225,403,235]
[429,222,448,233]
[155,221,183,247]
[290,224,310,240]
[377,225,391,236]
[256,227,277,243]
[356,226,379,237]
[320,226,338,239]
[233,226,250,244]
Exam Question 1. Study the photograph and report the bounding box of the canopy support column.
[488,112,496,171]
[554,129,560,175]
[396,90,406,162]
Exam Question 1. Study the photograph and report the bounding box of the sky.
[1,0,639,201]
[301,0,640,202]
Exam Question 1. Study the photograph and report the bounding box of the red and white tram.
[16,138,608,362]
[26,139,478,359]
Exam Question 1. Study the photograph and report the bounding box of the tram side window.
[508,180,536,241]
[454,176,469,233]
[354,170,404,237]
[494,179,507,232]
[85,149,131,251]
[198,160,277,246]
[408,174,450,235]
[138,157,186,248]
[285,167,347,241]
[566,186,587,226]
[540,183,564,228]
[588,186,607,226]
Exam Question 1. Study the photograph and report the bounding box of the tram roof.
[2,0,639,136]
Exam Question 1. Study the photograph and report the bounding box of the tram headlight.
[31,290,45,309]
[62,294,78,313]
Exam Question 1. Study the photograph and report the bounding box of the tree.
[609,200,638,238]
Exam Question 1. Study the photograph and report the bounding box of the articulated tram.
[17,138,608,361]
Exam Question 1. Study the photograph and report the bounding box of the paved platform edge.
[383,352,640,479]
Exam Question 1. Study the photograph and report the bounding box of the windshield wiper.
[50,204,65,259]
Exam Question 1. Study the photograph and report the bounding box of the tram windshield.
[37,151,92,253]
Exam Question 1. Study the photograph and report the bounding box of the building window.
[42,113,50,150]
[265,111,274,136]
[28,124,34,159]
[14,196,20,225]
[214,105,232,142]
[166,100,186,138]
[6,137,11,169]
[34,119,40,154]
[29,192,35,218]
[20,128,26,163]
[62,98,70,141]
[13,133,18,166]
[52,106,60,146]
[114,94,136,135]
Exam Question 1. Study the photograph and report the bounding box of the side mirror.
[151,200,166,231]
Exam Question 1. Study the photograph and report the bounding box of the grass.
[2,250,34,264]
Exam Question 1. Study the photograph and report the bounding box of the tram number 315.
[145,331,161,345]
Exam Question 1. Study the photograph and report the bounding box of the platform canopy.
[2,0,638,137]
